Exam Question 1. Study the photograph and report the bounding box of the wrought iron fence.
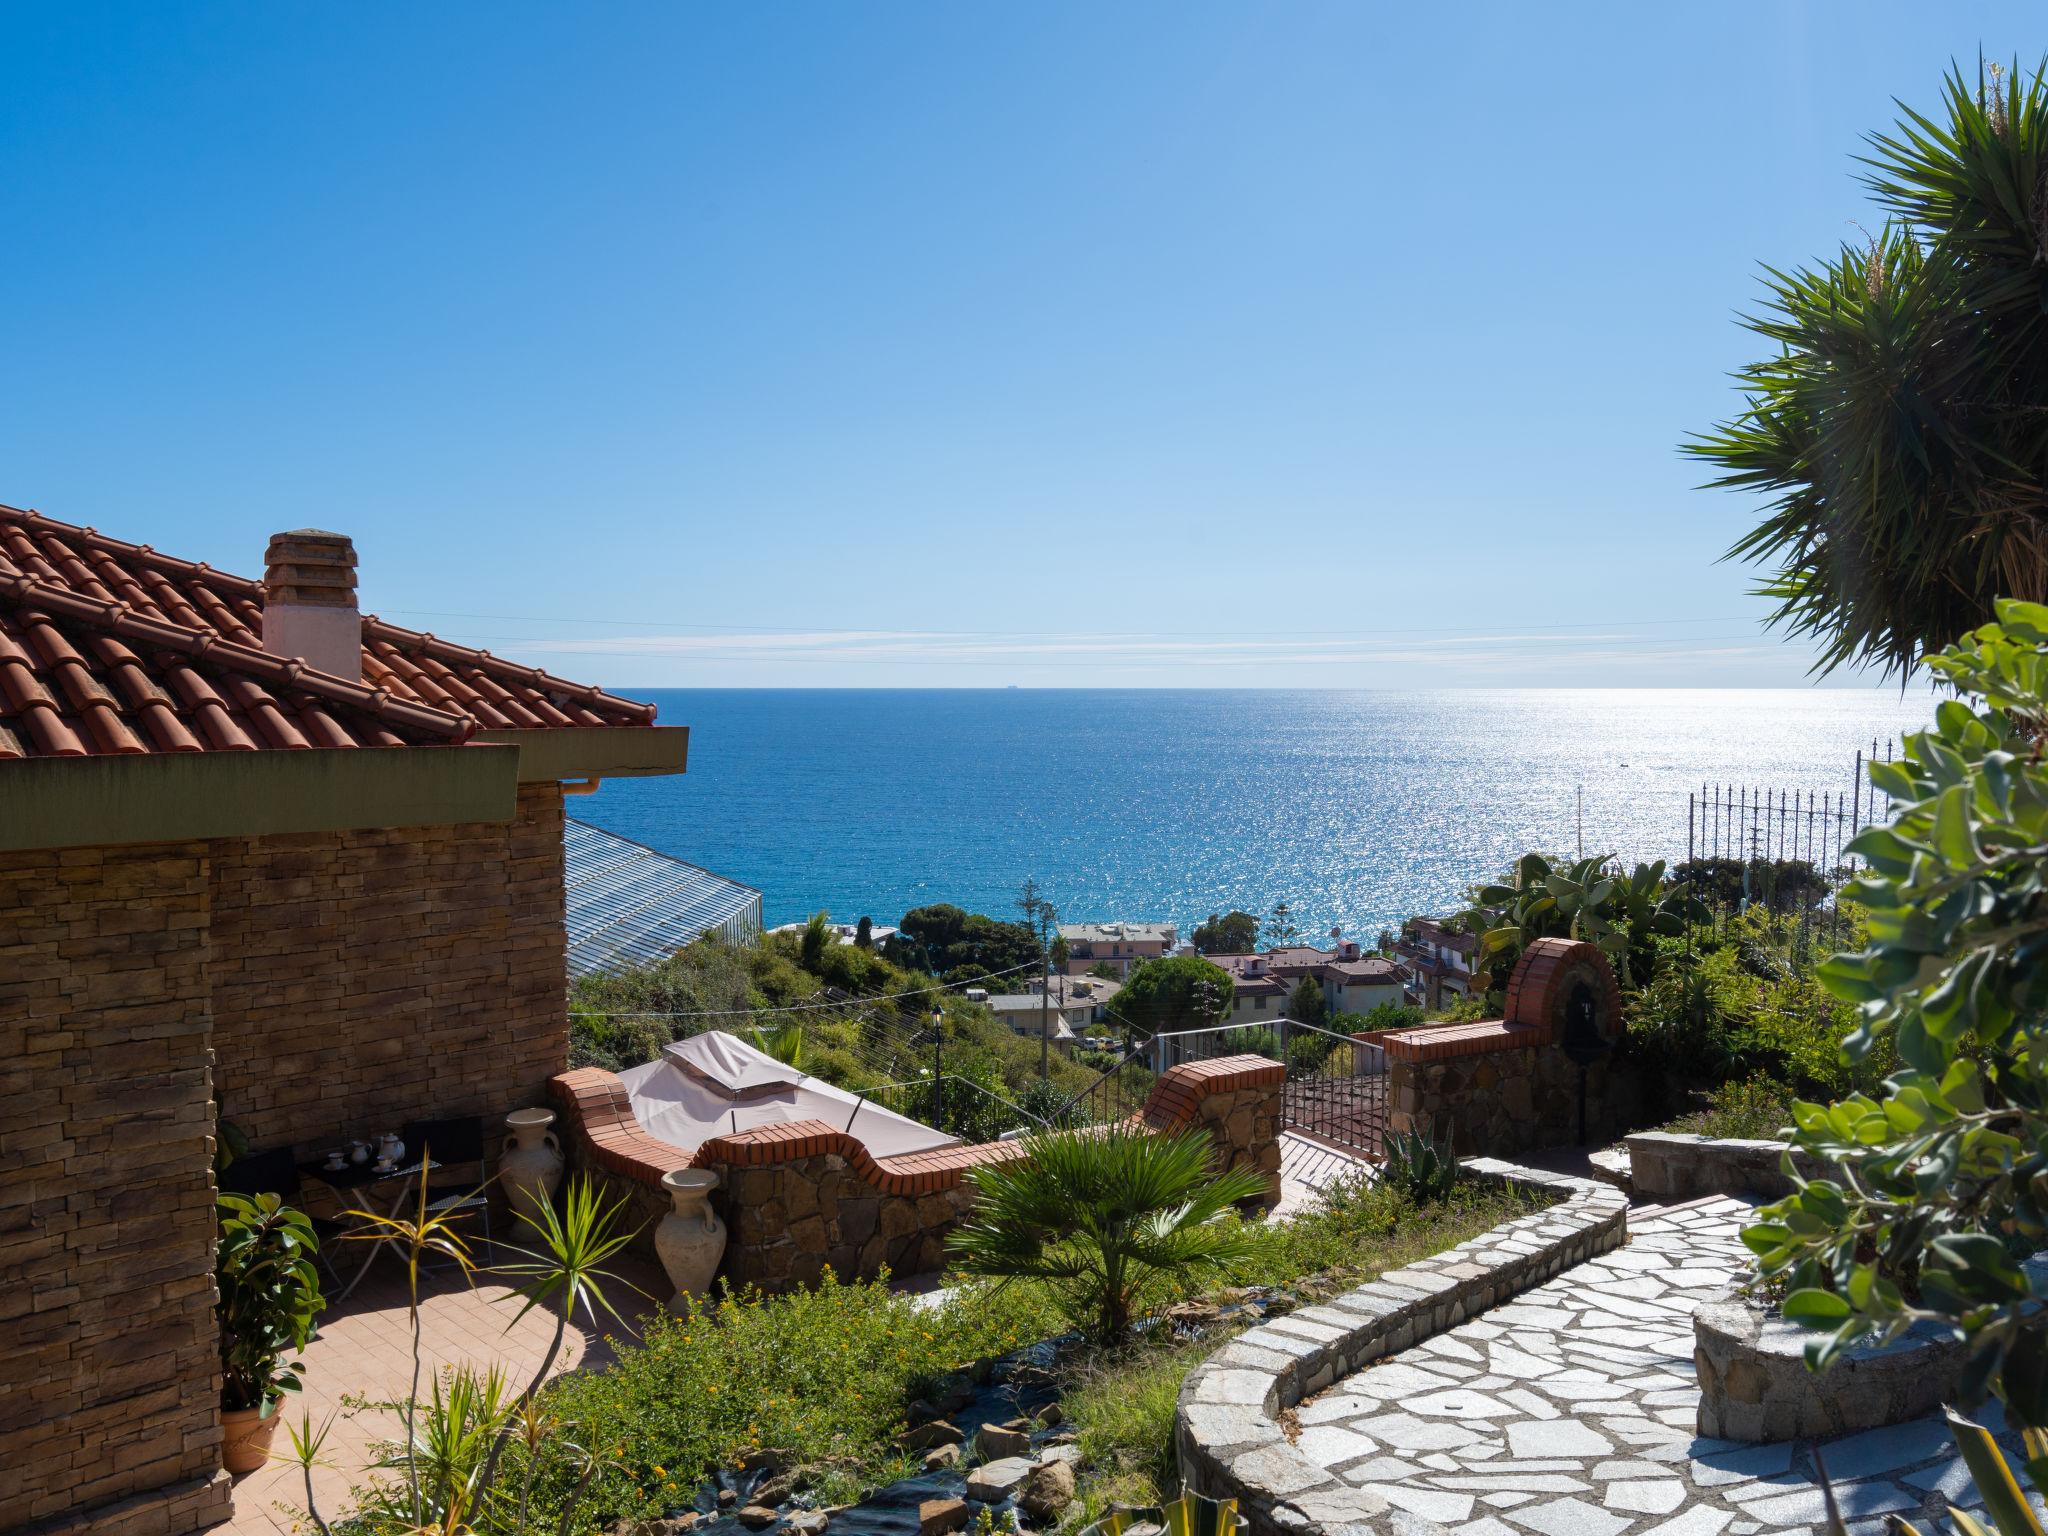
[1669,739,1904,957]
[1050,1016,1387,1190]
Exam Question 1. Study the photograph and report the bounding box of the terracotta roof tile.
[0,502,659,759]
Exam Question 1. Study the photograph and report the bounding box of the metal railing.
[1048,1016,1388,1189]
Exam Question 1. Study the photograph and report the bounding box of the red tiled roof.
[0,503,656,759]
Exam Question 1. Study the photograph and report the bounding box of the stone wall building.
[0,506,686,1536]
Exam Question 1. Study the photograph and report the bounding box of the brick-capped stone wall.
[209,783,568,1157]
[550,1055,1287,1294]
[0,843,232,1536]
[1382,939,1637,1157]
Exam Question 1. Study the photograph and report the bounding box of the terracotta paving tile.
[210,1244,667,1535]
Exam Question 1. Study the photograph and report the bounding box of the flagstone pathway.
[1289,1195,2024,1536]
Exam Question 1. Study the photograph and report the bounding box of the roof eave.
[472,726,688,783]
[0,744,520,853]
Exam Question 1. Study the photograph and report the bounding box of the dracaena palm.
[1687,59,2048,680]
[946,1123,1268,1346]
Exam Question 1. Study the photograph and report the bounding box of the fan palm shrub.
[946,1124,1269,1346]
[1688,60,2048,679]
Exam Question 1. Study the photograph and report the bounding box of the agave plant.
[947,1123,1269,1345]
[317,1174,643,1535]
[1379,1126,1458,1204]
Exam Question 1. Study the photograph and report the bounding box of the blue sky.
[2,4,2032,688]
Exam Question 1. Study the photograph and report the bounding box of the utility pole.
[1016,878,1057,1081]
[931,1004,944,1128]
[1038,902,1058,1081]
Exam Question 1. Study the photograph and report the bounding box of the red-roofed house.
[0,506,686,1536]
[1208,940,1405,1027]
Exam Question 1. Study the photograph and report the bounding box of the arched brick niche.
[1504,937,1624,1049]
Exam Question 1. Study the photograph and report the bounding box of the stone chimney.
[261,529,361,682]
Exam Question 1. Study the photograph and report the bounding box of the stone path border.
[1176,1159,1627,1536]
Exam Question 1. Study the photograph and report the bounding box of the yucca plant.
[947,1124,1269,1346]
[1688,59,2048,680]
[318,1173,642,1535]
[1080,1490,1246,1536]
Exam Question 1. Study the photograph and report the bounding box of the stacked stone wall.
[0,843,232,1536]
[209,783,567,1157]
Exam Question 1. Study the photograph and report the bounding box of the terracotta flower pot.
[221,1403,282,1475]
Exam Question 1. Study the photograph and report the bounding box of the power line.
[569,957,1041,1018]
[384,607,1761,641]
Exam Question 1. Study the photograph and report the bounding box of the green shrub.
[1354,1002,1426,1033]
[1285,1030,1336,1074]
[1752,599,2048,1410]
[1664,1077,1796,1141]
[538,1273,1038,1525]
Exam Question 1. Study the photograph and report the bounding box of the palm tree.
[1687,61,2048,680]
[946,1124,1268,1346]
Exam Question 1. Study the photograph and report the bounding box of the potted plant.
[216,1192,325,1473]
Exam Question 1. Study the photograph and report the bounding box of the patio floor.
[217,1239,669,1536]
[1290,1193,2032,1535]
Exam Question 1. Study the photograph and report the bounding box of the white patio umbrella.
[617,1029,961,1160]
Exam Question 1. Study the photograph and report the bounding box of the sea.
[575,688,1935,936]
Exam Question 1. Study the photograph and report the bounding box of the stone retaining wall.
[1624,1130,1818,1201]
[1174,1160,1628,1536]
[1692,1291,1963,1442]
[550,1055,1286,1293]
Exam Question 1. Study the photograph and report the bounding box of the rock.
[788,1514,829,1536]
[1038,1431,1077,1447]
[1017,1458,1076,1520]
[1039,1443,1084,1466]
[1035,1404,1063,1429]
[752,1471,805,1507]
[718,1490,738,1508]
[742,1449,793,1476]
[906,1399,942,1425]
[636,1518,699,1536]
[935,1376,976,1414]
[922,1444,962,1472]
[900,1420,965,1452]
[975,1423,1032,1459]
[918,1498,969,1536]
[737,1508,779,1530]
[965,1456,1035,1503]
